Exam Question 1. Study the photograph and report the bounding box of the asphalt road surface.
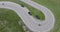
[0,1,55,32]
[20,0,55,32]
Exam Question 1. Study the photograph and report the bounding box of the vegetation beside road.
[0,8,25,32]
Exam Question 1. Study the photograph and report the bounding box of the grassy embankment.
[0,8,25,32]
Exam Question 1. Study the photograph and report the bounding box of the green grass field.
[33,0,60,32]
[0,8,25,32]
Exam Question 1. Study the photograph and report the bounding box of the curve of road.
[20,0,55,32]
[0,1,55,32]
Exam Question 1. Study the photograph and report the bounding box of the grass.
[0,0,45,20]
[20,3,45,20]
[32,0,60,32]
[19,0,45,20]
[0,8,25,32]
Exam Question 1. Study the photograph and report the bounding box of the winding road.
[0,1,55,32]
[20,0,55,32]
